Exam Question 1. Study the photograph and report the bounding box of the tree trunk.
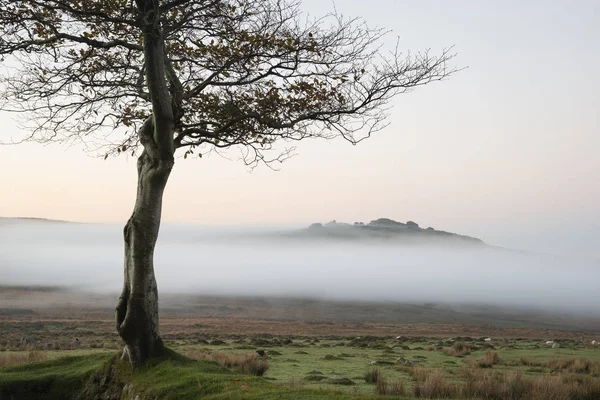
[115,146,174,366]
[115,0,177,366]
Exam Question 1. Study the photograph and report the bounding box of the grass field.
[2,288,600,399]
[179,336,600,395]
[2,335,600,399]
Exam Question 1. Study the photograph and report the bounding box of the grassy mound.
[0,353,113,400]
[0,351,382,399]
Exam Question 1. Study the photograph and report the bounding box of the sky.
[0,0,598,257]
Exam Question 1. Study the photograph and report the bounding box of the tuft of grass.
[519,357,543,367]
[453,342,469,351]
[441,341,471,357]
[524,373,600,400]
[547,358,576,370]
[461,368,600,400]
[363,367,381,384]
[462,369,528,399]
[476,350,499,368]
[546,358,600,376]
[0,351,47,367]
[408,366,431,383]
[413,369,458,398]
[185,349,269,376]
[374,374,406,396]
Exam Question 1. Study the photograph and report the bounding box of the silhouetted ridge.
[296,218,484,245]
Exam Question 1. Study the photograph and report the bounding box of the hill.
[0,216,484,246]
[0,217,75,225]
[284,218,485,245]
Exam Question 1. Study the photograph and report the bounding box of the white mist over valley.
[1,217,597,316]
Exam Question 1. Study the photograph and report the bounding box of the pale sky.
[1,0,599,256]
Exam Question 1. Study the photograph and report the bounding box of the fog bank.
[0,219,598,315]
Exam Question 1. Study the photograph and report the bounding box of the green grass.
[178,337,600,395]
[0,351,402,399]
[124,356,372,399]
[181,340,449,394]
[0,353,113,400]
[2,338,599,399]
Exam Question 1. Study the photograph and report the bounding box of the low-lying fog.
[1,219,598,315]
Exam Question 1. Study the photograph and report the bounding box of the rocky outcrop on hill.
[292,218,484,245]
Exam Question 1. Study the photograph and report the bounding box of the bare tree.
[0,0,456,365]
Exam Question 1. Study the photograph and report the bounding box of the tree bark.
[114,0,177,366]
[115,141,174,366]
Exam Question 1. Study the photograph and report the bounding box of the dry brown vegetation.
[364,367,381,384]
[518,357,543,367]
[514,357,600,377]
[526,374,600,400]
[461,369,529,399]
[413,369,459,398]
[0,351,46,367]
[3,287,598,342]
[441,341,471,357]
[408,366,431,383]
[0,336,121,353]
[408,367,600,400]
[2,288,600,400]
[374,375,406,396]
[365,366,406,396]
[546,359,600,376]
[475,350,500,368]
[184,349,269,376]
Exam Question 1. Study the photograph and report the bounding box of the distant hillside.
[0,216,484,246]
[286,218,485,245]
[0,217,75,225]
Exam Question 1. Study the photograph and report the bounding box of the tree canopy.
[0,0,455,166]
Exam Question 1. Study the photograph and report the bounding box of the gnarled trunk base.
[115,270,165,365]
